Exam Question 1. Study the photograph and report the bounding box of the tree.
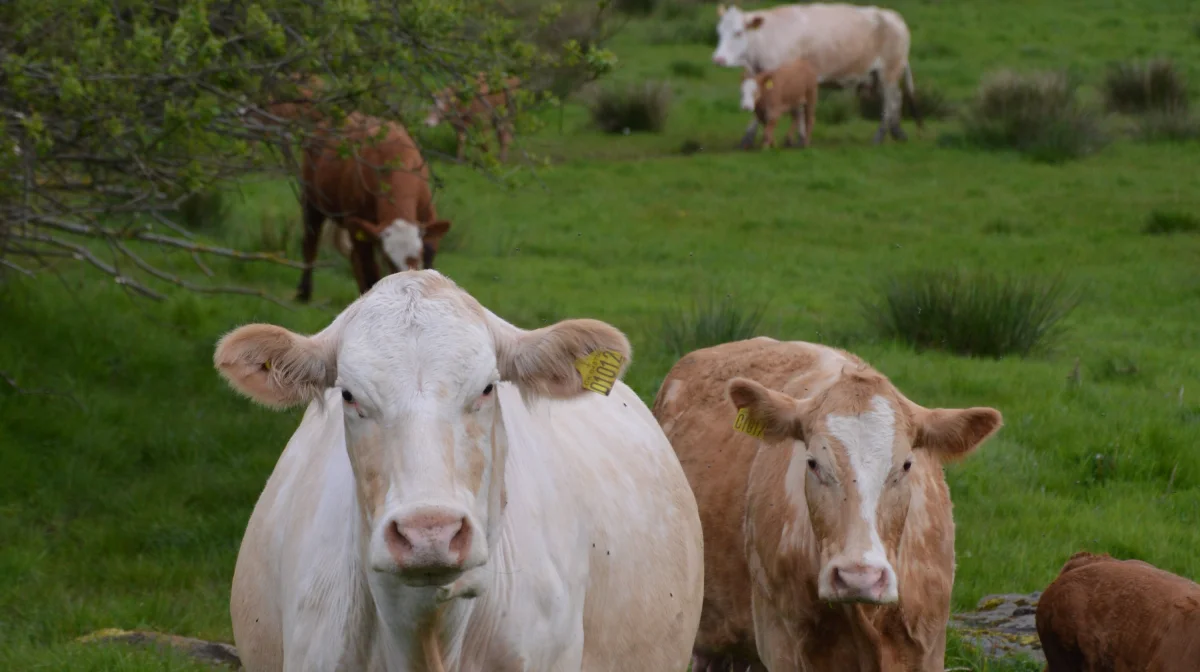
[0,0,616,301]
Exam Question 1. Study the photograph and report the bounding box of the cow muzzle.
[820,561,898,604]
[381,505,475,585]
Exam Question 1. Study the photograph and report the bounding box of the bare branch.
[0,370,87,411]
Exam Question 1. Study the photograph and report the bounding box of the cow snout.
[385,508,473,580]
[829,563,894,603]
[712,55,726,66]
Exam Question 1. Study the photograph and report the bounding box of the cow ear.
[214,324,338,410]
[422,220,452,245]
[726,377,803,443]
[746,16,764,30]
[717,4,726,17]
[487,311,632,400]
[911,405,1003,462]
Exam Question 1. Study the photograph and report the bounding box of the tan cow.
[740,58,820,149]
[1037,551,1200,672]
[424,73,521,162]
[713,3,922,147]
[652,337,1003,671]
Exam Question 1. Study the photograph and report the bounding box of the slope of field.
[3,0,1199,669]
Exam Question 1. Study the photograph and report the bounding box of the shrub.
[1143,210,1200,235]
[961,70,1106,163]
[659,291,768,359]
[817,91,855,126]
[614,0,658,16]
[1103,59,1189,114]
[1137,109,1200,143]
[857,83,954,121]
[658,0,698,20]
[588,81,672,133]
[670,60,707,79]
[863,269,1081,359]
[649,18,718,47]
[177,189,231,233]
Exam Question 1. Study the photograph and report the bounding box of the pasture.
[2,0,1200,669]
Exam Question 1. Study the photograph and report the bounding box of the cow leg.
[350,240,382,295]
[762,116,778,149]
[455,126,467,161]
[739,117,759,150]
[496,119,512,163]
[790,108,805,149]
[295,199,325,303]
[882,81,907,143]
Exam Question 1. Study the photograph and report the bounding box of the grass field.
[3,0,1200,668]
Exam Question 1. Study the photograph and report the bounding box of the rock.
[950,592,1045,664]
[76,628,242,668]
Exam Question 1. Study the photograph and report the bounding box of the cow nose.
[831,564,891,602]
[385,508,473,575]
[712,55,725,65]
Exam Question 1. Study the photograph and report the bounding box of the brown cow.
[739,57,819,149]
[254,77,452,301]
[1036,551,1200,672]
[424,73,520,162]
[652,337,1003,671]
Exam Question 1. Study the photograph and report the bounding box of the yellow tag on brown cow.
[574,350,624,396]
[354,230,368,242]
[733,407,766,438]
[765,80,774,90]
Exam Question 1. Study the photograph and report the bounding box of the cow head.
[424,91,452,128]
[379,219,452,271]
[713,5,765,68]
[740,71,770,111]
[726,369,1001,604]
[213,271,631,597]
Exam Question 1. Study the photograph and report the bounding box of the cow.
[212,270,706,671]
[651,337,1003,671]
[251,77,452,302]
[424,74,521,163]
[740,57,820,149]
[712,3,922,148]
[1036,551,1200,672]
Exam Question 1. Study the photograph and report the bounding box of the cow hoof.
[871,129,887,145]
[891,127,909,142]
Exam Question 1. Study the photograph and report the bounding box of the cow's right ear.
[746,16,764,30]
[717,4,726,17]
[214,324,337,410]
[422,220,452,245]
[726,377,802,442]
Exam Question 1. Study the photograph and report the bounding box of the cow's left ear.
[910,405,1003,462]
[746,16,764,30]
[717,4,726,17]
[422,220,452,245]
[487,311,632,399]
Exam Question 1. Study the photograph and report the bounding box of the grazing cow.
[1036,551,1200,672]
[740,58,820,149]
[424,74,521,162]
[652,337,1003,671]
[213,270,706,671]
[712,3,922,147]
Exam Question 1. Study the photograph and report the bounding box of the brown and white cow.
[740,57,820,149]
[1037,551,1200,672]
[652,337,1003,671]
[214,270,705,671]
[424,74,521,163]
[712,3,922,147]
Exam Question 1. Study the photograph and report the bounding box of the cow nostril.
[448,517,472,560]
[386,520,414,559]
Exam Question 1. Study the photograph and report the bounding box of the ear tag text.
[574,350,624,396]
[734,407,766,438]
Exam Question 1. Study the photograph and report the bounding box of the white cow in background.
[213,270,705,671]
[712,3,922,147]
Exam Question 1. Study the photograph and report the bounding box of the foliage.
[1137,109,1200,143]
[857,83,955,121]
[657,290,768,359]
[1103,59,1189,114]
[961,70,1106,163]
[864,269,1081,359]
[588,80,673,133]
[1143,209,1199,235]
[817,92,855,126]
[0,0,617,299]
[670,60,707,79]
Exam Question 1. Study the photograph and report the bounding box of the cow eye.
[807,457,818,472]
[342,389,354,403]
[903,458,913,472]
[482,383,494,396]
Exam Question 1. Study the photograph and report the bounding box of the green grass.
[4,0,1200,669]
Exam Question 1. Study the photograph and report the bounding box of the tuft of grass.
[1143,209,1200,235]
[864,269,1081,359]
[658,291,769,359]
[858,83,955,121]
[648,18,718,47]
[1137,109,1200,143]
[1103,59,1189,114]
[176,189,231,233]
[669,60,707,79]
[817,91,855,126]
[657,0,697,20]
[588,81,672,134]
[961,70,1106,163]
[613,0,657,16]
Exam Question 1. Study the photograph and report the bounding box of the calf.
[214,270,705,671]
[1037,551,1200,672]
[740,58,819,149]
[653,337,1003,671]
[424,74,521,162]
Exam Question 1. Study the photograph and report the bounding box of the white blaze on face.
[823,394,898,600]
[379,219,424,270]
[740,78,760,111]
[712,8,749,67]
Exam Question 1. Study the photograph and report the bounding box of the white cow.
[712,3,922,147]
[213,270,705,671]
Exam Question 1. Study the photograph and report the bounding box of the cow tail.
[901,64,923,130]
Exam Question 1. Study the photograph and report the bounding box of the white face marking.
[740,79,759,111]
[379,219,424,270]
[825,394,896,567]
[712,9,748,67]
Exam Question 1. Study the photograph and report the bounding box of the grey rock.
[950,592,1045,664]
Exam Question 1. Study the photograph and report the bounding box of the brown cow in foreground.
[424,74,520,162]
[652,337,1003,671]
[740,58,819,149]
[1036,551,1200,672]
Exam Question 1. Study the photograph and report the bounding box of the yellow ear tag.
[733,407,766,438]
[354,230,368,242]
[574,350,625,396]
[764,80,774,90]
[262,360,272,371]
